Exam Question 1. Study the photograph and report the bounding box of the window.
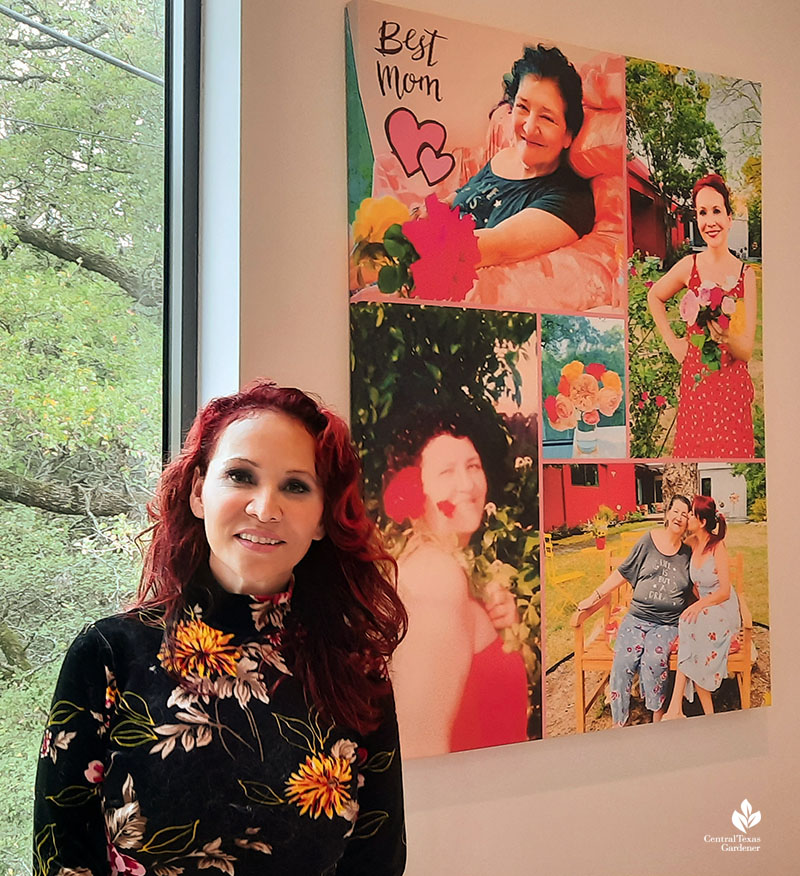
[0,1,196,864]
[570,464,599,487]
[701,477,712,496]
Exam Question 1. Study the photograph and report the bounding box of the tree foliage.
[0,0,165,297]
[0,5,164,868]
[626,59,725,256]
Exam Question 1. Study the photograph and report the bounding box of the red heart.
[385,107,449,177]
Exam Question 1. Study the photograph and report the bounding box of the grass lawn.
[543,522,769,668]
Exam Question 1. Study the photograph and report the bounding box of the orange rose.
[597,386,622,417]
[560,360,585,383]
[600,370,622,392]
[545,393,578,431]
[569,373,599,412]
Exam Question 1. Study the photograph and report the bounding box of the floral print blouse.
[34,584,406,876]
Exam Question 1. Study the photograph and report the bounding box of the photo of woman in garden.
[626,60,763,458]
[647,174,757,458]
[382,409,528,757]
[665,495,741,719]
[34,381,408,876]
[350,302,541,756]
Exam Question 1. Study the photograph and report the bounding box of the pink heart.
[418,145,455,186]
[385,107,448,177]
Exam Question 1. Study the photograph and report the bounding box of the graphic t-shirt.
[617,532,692,626]
[451,160,595,237]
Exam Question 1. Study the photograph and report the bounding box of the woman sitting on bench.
[576,495,693,726]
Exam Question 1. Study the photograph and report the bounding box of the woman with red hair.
[648,173,757,457]
[34,380,408,875]
[665,495,740,718]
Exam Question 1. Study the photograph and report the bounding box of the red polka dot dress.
[674,257,755,458]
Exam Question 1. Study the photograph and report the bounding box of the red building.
[627,158,689,260]
[543,463,638,532]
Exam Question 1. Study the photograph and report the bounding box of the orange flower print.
[286,753,353,819]
[159,619,240,679]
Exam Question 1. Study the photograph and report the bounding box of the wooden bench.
[569,551,752,732]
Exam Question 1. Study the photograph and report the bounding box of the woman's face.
[511,75,573,173]
[189,410,325,596]
[664,500,690,536]
[419,433,488,543]
[687,507,704,535]
[695,186,732,249]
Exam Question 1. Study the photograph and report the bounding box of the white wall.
[237,0,798,872]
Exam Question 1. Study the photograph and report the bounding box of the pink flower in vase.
[582,409,600,426]
[721,295,737,315]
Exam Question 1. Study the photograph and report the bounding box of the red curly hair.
[136,379,407,733]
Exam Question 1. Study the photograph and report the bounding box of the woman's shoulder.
[399,543,469,602]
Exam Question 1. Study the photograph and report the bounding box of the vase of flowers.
[544,359,623,454]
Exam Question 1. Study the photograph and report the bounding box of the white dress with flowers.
[674,256,754,457]
[34,583,405,876]
[677,553,741,701]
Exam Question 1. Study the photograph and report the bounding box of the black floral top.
[34,584,406,876]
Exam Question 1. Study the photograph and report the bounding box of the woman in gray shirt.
[577,495,693,726]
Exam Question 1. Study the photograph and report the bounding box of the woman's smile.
[695,187,732,249]
[189,410,325,595]
[419,433,488,543]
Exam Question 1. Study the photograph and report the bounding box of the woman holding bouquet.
[647,174,757,457]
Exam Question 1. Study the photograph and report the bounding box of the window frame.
[164,0,201,457]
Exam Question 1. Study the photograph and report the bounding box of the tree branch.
[3,26,108,51]
[0,467,147,516]
[12,220,162,305]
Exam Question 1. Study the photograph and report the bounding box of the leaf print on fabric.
[33,824,57,876]
[238,779,285,806]
[250,592,291,632]
[40,729,77,763]
[105,775,148,850]
[285,753,353,820]
[350,810,389,840]
[214,656,269,709]
[159,619,241,679]
[111,692,158,748]
[362,749,396,773]
[233,829,273,855]
[56,867,93,876]
[47,700,85,727]
[241,640,290,676]
[274,710,330,753]
[150,719,213,760]
[140,821,200,856]
[187,838,237,876]
[44,785,99,808]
